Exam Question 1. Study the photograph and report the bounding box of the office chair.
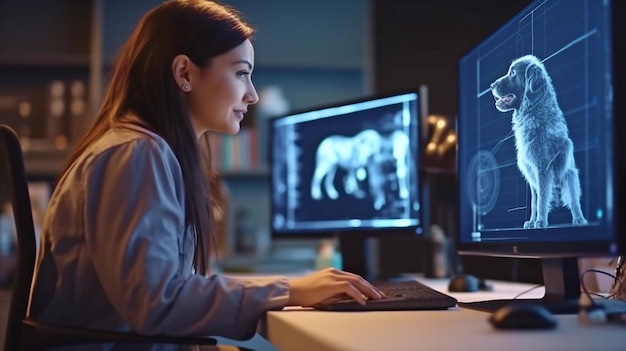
[0,124,252,351]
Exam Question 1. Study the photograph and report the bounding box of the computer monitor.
[269,90,424,279]
[457,0,626,314]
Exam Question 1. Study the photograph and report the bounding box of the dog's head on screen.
[491,55,548,113]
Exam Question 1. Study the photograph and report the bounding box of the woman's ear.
[172,54,193,92]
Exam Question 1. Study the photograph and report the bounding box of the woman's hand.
[286,268,385,306]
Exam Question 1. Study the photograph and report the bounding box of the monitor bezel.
[455,0,626,259]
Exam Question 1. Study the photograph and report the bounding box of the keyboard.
[313,279,458,311]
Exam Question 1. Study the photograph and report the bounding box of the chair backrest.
[0,125,37,351]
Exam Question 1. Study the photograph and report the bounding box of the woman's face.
[185,39,259,137]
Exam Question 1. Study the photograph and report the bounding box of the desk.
[263,277,626,351]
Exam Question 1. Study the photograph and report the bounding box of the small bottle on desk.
[315,239,342,270]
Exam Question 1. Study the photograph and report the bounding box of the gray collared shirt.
[28,120,289,350]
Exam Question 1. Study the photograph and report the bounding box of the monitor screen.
[269,90,423,279]
[457,0,626,313]
[270,91,422,235]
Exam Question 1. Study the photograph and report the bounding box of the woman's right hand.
[286,268,385,306]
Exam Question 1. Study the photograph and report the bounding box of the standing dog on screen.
[490,54,587,228]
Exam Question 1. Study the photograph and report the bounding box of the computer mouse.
[447,274,492,292]
[489,303,558,330]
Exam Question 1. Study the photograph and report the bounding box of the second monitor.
[269,90,424,279]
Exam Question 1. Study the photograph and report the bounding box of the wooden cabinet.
[0,0,94,178]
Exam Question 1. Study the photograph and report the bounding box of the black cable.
[580,268,617,304]
[510,268,617,302]
[511,284,543,300]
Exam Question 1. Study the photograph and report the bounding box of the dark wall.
[0,0,91,63]
[373,0,532,118]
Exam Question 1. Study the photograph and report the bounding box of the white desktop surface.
[263,277,626,351]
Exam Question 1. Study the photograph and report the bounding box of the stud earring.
[182,84,190,91]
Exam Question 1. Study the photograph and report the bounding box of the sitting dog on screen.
[310,129,386,209]
[490,54,587,228]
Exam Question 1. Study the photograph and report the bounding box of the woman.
[28,0,382,349]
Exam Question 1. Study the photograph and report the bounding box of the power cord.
[612,256,624,299]
[511,284,543,300]
[578,267,626,325]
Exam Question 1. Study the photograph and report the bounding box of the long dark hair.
[60,0,255,275]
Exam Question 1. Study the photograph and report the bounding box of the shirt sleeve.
[82,138,289,340]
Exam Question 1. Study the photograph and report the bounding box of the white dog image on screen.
[490,54,587,228]
[310,126,412,210]
[310,129,385,208]
[360,129,411,210]
[388,129,410,200]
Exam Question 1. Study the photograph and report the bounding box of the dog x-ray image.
[309,124,410,211]
[490,54,587,228]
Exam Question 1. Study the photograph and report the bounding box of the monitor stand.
[338,233,412,282]
[457,257,581,314]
